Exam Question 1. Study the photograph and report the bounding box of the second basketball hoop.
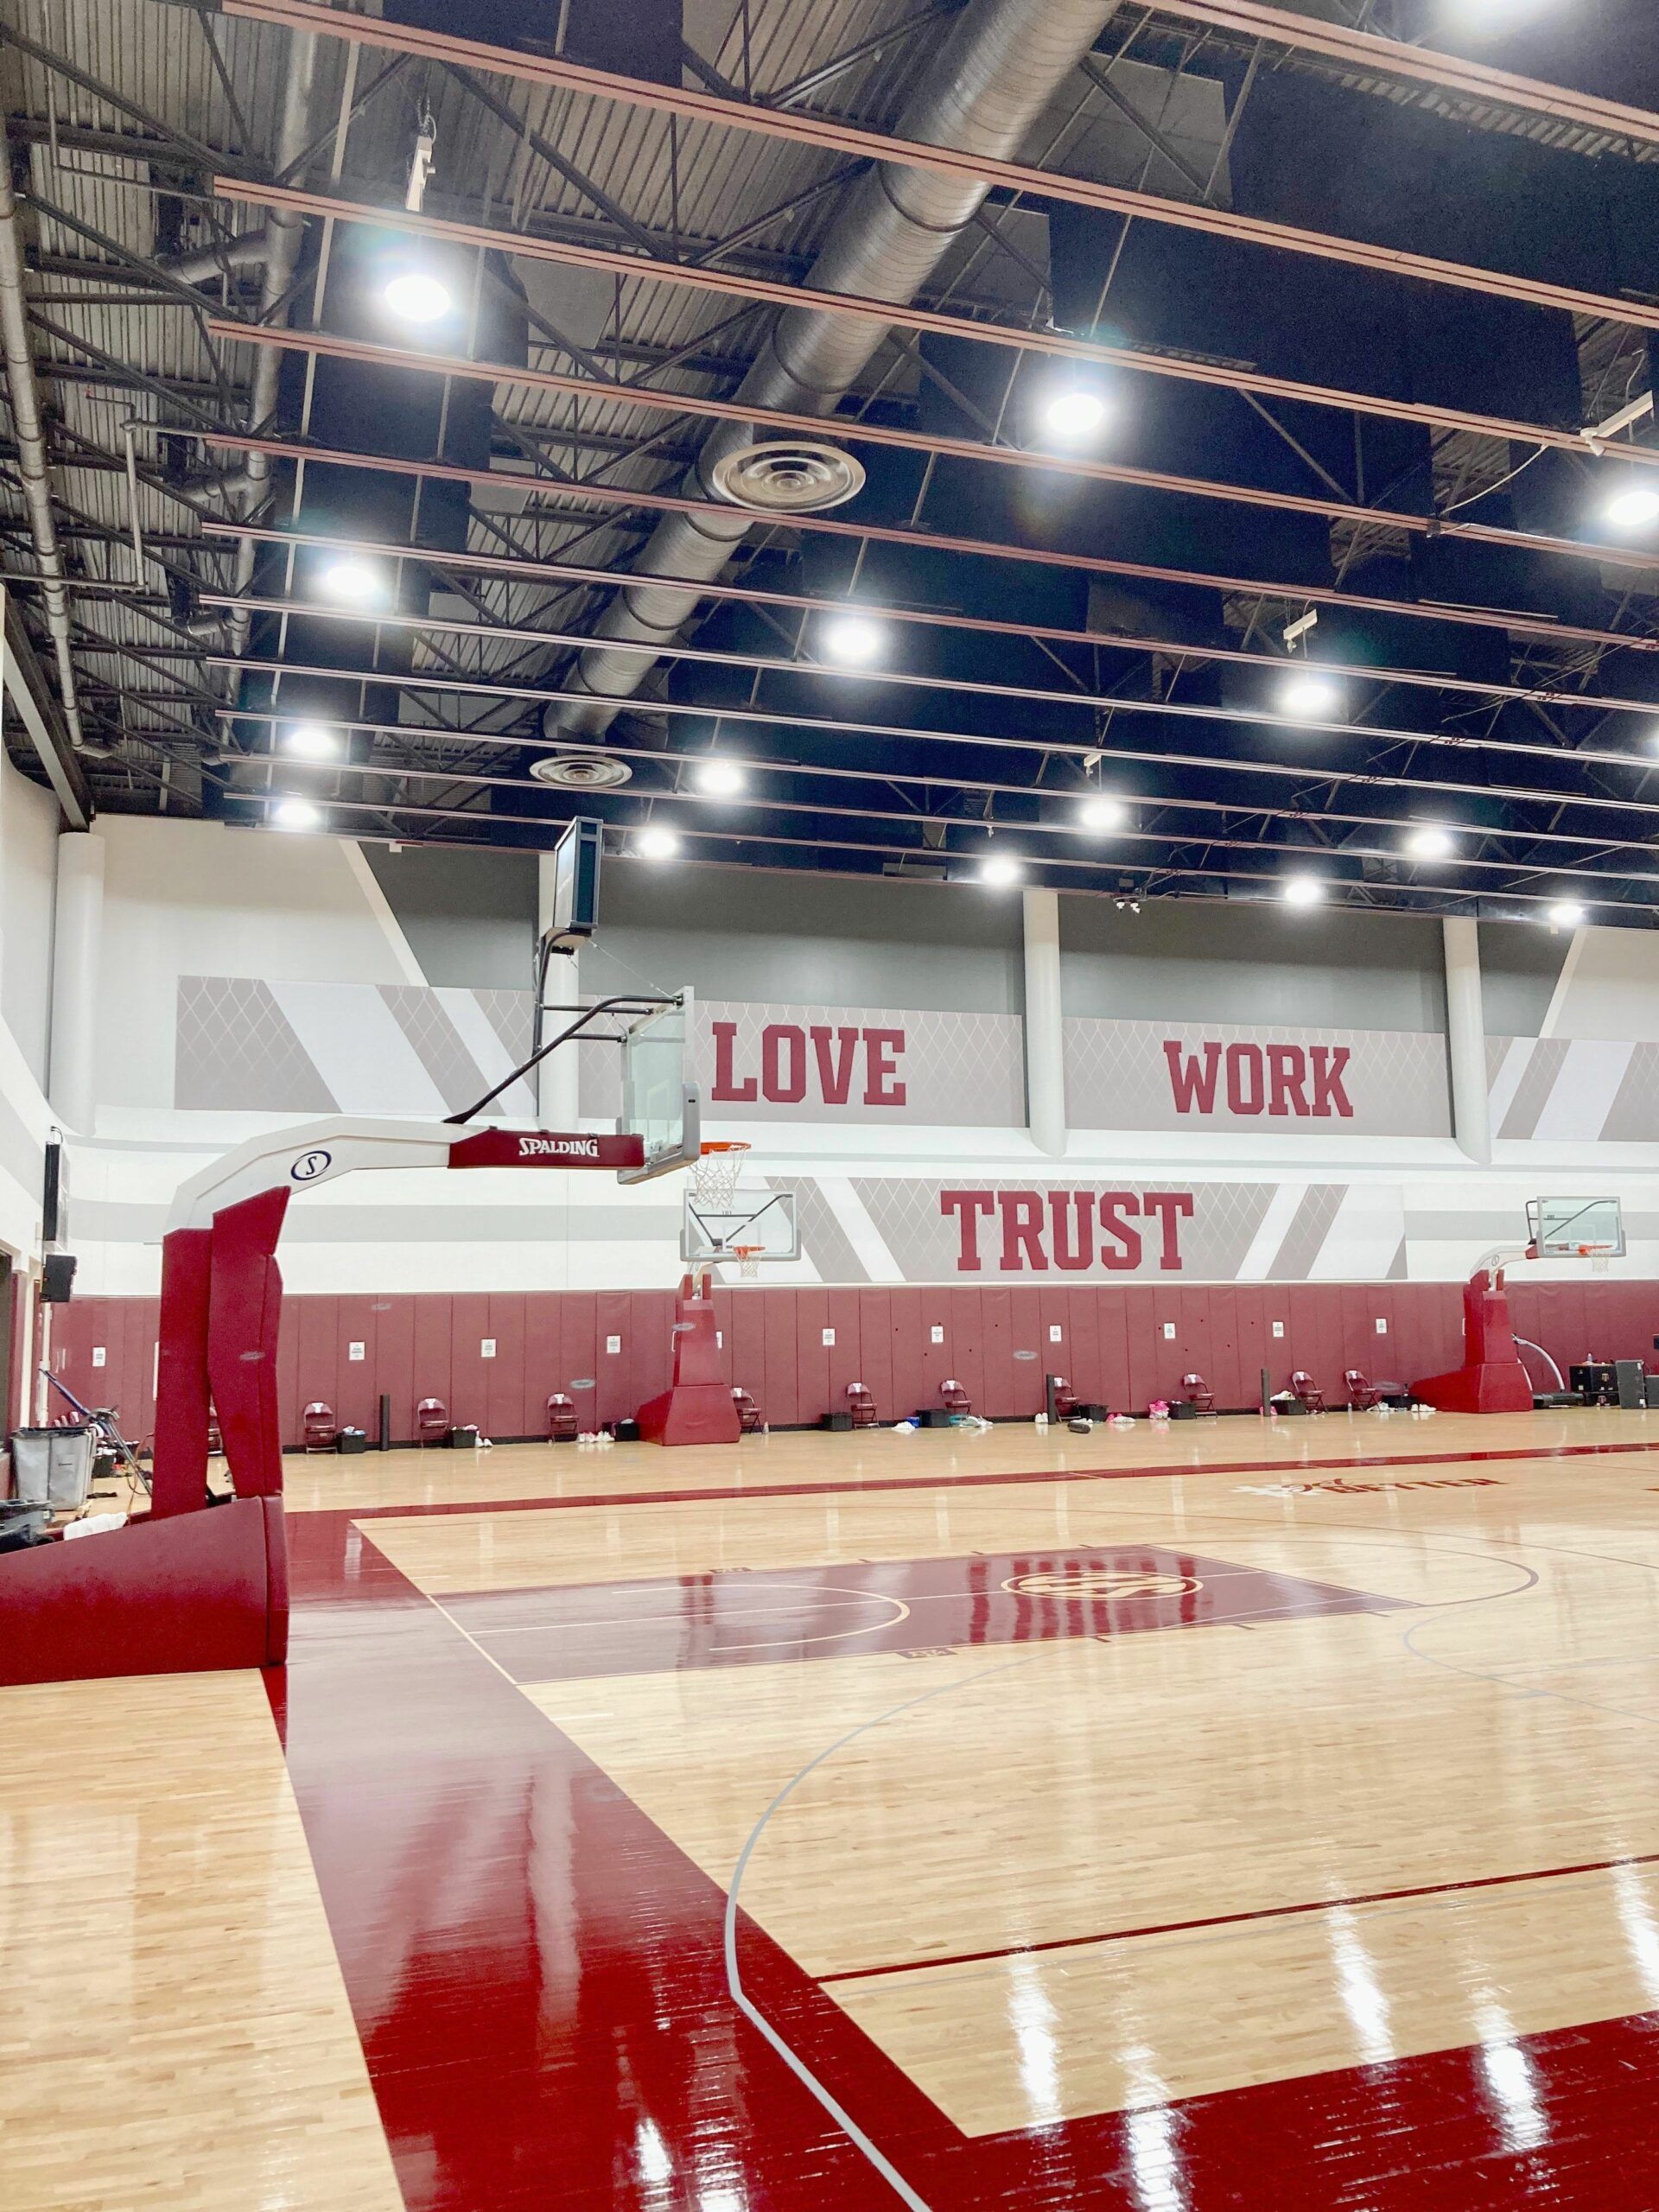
[682,1141,799,1272]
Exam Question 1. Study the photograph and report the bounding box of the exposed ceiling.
[3,0,1659,924]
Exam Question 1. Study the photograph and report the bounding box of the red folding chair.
[732,1387,762,1434]
[415,1395,448,1446]
[302,1401,338,1452]
[940,1377,970,1417]
[1182,1372,1215,1414]
[1291,1370,1325,1414]
[846,1382,876,1428]
[546,1392,578,1442]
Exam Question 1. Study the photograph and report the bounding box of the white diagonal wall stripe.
[435,988,537,1116]
[1532,1039,1636,1141]
[1487,1038,1535,1134]
[814,1175,906,1283]
[1236,1182,1307,1281]
[269,981,449,1116]
[1307,1185,1407,1280]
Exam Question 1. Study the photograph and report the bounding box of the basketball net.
[691,1139,750,1211]
[733,1244,762,1280]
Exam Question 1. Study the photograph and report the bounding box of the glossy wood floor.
[13,1405,1659,2209]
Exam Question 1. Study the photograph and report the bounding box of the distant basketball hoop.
[732,1244,763,1280]
[692,1141,751,1211]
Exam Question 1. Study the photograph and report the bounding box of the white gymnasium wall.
[52,822,1659,1296]
[93,817,424,1115]
[0,740,60,1090]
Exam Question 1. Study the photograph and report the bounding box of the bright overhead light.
[979,852,1023,888]
[383,270,454,324]
[1547,898,1586,928]
[1278,671,1343,721]
[1041,386,1110,443]
[271,796,321,833]
[1077,791,1128,831]
[317,558,384,607]
[819,613,887,666]
[282,720,340,760]
[1405,823,1455,861]
[635,825,680,860]
[693,758,746,797]
[1603,483,1659,532]
[1282,873,1325,907]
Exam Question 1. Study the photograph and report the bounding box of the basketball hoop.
[692,1140,750,1209]
[732,1244,763,1280]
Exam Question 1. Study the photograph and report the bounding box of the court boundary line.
[820,1847,1658,1986]
[330,1434,1659,1522]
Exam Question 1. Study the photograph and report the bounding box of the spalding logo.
[290,1148,333,1182]
[518,1135,600,1160]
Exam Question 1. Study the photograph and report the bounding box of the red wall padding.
[43,1280,1659,1446]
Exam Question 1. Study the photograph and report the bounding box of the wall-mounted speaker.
[41,1253,77,1304]
[41,1137,64,1247]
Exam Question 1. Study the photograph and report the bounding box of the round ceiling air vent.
[709,439,867,513]
[529,753,633,788]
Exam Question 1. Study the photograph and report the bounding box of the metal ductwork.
[546,0,1122,739]
[161,228,270,286]
[0,111,88,756]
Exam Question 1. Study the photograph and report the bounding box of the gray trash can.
[10,1424,96,1513]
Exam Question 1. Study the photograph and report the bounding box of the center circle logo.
[1001,1569,1202,1599]
[290,1148,333,1183]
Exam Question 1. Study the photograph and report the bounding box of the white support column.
[1022,886,1066,1157]
[48,830,104,1134]
[536,850,582,1127]
[1443,915,1491,1166]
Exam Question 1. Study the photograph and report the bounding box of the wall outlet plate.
[1272,1321,1286,1339]
[1376,1318,1388,1335]
[480,1338,496,1359]
[1162,1322,1176,1340]
[930,1324,944,1344]
[822,1327,836,1347]
[1048,1324,1062,1343]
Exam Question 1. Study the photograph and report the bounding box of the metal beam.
[219,0,1659,327]
[198,430,1659,658]
[207,321,1659,575]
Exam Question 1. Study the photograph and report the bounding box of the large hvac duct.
[546,0,1122,738]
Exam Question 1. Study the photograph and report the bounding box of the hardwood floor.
[13,1408,1659,2208]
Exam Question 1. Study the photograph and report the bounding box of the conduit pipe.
[0,111,87,755]
[226,29,319,658]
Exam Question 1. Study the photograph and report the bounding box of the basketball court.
[14,1402,1659,2210]
[5,2,1659,2208]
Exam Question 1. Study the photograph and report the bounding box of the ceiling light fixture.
[1041,387,1110,442]
[1278,671,1343,721]
[1405,823,1455,861]
[635,825,680,861]
[1547,898,1586,928]
[383,270,454,324]
[693,759,747,797]
[979,852,1023,888]
[317,558,384,607]
[1077,791,1128,831]
[1603,483,1659,532]
[282,721,340,760]
[819,613,887,666]
[271,796,321,833]
[1282,873,1325,907]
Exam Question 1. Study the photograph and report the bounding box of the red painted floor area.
[437,1548,1405,1682]
[278,1510,1659,2210]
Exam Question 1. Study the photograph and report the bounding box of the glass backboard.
[616,990,700,1184]
[1527,1196,1625,1258]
